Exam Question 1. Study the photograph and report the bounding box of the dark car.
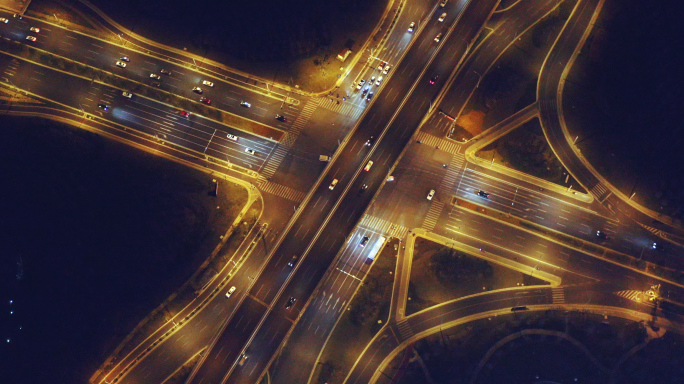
[365,136,375,146]
[119,56,130,62]
[275,114,287,122]
[285,297,296,309]
[366,91,374,101]
[429,75,439,84]
[652,242,665,252]
[160,69,171,75]
[596,230,608,240]
[359,236,369,247]
[151,81,161,87]
[477,190,490,199]
[358,184,368,195]
[97,103,109,111]
[287,255,298,267]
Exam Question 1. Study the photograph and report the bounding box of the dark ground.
[563,0,684,222]
[0,117,245,384]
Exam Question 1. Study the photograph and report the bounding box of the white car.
[356,79,366,90]
[375,76,383,86]
[192,87,203,94]
[122,91,133,98]
[245,148,256,155]
[438,12,446,22]
[427,189,435,200]
[25,36,37,42]
[382,65,391,75]
[225,286,236,298]
[329,178,339,190]
[0,18,8,24]
[150,73,161,80]
[226,134,238,141]
[364,160,373,171]
[202,80,214,87]
[30,27,40,33]
[408,22,415,33]
[434,33,443,42]
[115,61,127,68]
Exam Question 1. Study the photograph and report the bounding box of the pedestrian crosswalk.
[590,182,611,202]
[358,214,409,239]
[318,97,365,120]
[260,99,320,178]
[396,318,414,340]
[439,153,465,191]
[422,200,444,232]
[551,287,565,304]
[256,178,306,202]
[415,131,462,155]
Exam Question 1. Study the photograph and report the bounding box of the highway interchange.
[1,0,683,383]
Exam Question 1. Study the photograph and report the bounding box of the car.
[329,178,339,190]
[653,242,665,252]
[285,296,296,309]
[245,148,256,155]
[122,91,133,98]
[427,189,436,200]
[440,0,448,7]
[378,61,387,71]
[434,33,443,42]
[240,101,251,108]
[151,81,161,87]
[359,236,369,247]
[477,190,490,199]
[30,27,40,33]
[356,79,366,90]
[238,354,248,366]
[202,80,214,87]
[179,110,190,118]
[359,184,368,195]
[115,61,127,68]
[287,255,298,267]
[275,114,287,122]
[366,91,374,101]
[429,75,439,84]
[97,103,109,111]
[362,85,370,95]
[383,65,391,75]
[364,160,374,171]
[192,87,203,94]
[370,75,376,84]
[596,230,608,240]
[438,12,447,22]
[149,73,161,80]
[365,136,375,146]
[0,18,8,24]
[25,36,36,42]
[225,286,236,298]
[160,69,171,75]
[199,97,211,105]
[375,76,383,86]
[119,56,130,62]
[408,22,415,33]
[226,134,238,141]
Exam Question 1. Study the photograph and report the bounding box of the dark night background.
[1,0,683,383]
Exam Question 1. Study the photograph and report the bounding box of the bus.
[364,236,387,264]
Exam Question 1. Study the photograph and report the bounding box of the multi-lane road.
[1,0,683,383]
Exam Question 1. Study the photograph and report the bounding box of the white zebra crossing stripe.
[260,99,320,178]
[256,179,306,202]
[614,290,654,306]
[590,183,611,202]
[551,287,565,304]
[439,154,465,191]
[415,131,461,155]
[318,98,365,118]
[358,214,409,239]
[422,201,444,232]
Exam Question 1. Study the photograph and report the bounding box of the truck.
[319,155,331,162]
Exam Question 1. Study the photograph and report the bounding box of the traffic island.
[383,310,652,384]
[406,236,549,316]
[312,238,399,384]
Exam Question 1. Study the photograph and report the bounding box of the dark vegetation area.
[0,118,244,384]
[564,0,684,222]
